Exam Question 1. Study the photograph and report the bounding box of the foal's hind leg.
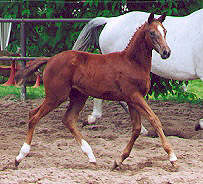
[62,89,96,164]
[29,104,42,119]
[113,105,141,169]
[15,95,68,167]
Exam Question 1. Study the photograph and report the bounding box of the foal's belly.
[73,85,126,101]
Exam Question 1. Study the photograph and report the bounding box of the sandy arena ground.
[0,96,202,184]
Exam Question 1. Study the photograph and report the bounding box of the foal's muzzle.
[161,49,171,59]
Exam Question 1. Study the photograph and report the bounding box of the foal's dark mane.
[120,21,153,74]
[123,22,147,50]
[124,22,148,48]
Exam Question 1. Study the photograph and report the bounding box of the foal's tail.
[15,57,49,85]
[72,17,109,51]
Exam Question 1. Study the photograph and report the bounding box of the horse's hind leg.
[118,101,148,135]
[15,95,68,167]
[113,105,141,169]
[88,98,103,123]
[62,89,96,164]
[194,77,203,131]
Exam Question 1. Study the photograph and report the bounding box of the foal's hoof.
[170,161,179,171]
[90,161,97,166]
[111,160,123,171]
[15,159,20,167]
[111,160,118,171]
[89,161,98,169]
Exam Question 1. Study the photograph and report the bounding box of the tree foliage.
[0,0,202,99]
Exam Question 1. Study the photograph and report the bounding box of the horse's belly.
[151,65,198,80]
[151,49,198,80]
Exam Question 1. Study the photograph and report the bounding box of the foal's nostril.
[161,49,170,59]
[163,50,168,56]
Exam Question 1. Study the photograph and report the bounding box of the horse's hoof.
[140,129,148,136]
[195,123,200,131]
[87,115,96,124]
[195,119,203,131]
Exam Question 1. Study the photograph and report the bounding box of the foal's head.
[145,13,170,59]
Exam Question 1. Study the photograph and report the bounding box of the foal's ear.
[148,13,154,24]
[158,13,166,23]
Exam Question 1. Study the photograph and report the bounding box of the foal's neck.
[122,23,152,73]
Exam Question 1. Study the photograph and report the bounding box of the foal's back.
[43,50,149,100]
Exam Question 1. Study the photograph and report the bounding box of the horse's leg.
[195,119,203,131]
[63,89,96,164]
[140,124,148,135]
[118,101,148,135]
[15,94,68,167]
[88,98,103,123]
[132,94,177,166]
[112,105,141,169]
[195,77,203,130]
[88,99,148,135]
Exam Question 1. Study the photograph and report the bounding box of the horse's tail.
[72,17,109,51]
[15,57,49,85]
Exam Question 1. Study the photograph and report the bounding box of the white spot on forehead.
[157,25,165,38]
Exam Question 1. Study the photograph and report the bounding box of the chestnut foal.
[15,13,177,169]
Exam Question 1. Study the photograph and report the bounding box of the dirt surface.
[0,96,202,184]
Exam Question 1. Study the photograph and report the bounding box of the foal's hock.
[15,13,177,169]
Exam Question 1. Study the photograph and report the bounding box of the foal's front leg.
[133,94,177,167]
[112,105,141,170]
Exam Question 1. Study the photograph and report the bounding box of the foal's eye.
[150,31,156,37]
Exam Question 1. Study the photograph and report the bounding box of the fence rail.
[0,18,91,100]
[0,18,91,23]
[0,57,50,61]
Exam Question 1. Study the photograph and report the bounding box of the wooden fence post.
[0,18,91,100]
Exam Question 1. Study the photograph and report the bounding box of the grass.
[0,80,202,103]
[0,85,45,99]
[187,79,203,99]
[147,79,203,103]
